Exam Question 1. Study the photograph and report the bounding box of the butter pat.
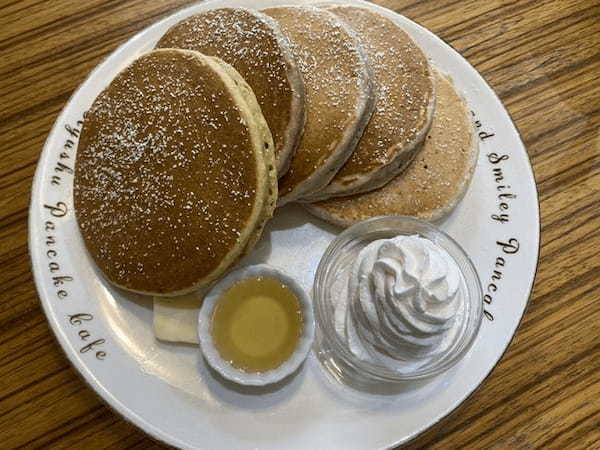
[153,292,204,344]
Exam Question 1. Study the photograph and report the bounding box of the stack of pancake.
[74,5,478,297]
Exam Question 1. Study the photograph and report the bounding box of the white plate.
[28,0,540,448]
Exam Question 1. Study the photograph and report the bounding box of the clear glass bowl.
[313,216,483,390]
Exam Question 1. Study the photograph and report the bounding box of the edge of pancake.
[208,55,278,254]
[110,49,272,296]
[265,5,376,206]
[156,7,305,179]
[428,73,479,221]
[305,4,436,201]
[250,9,306,178]
[305,69,479,227]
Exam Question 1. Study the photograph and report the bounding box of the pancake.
[263,6,376,205]
[156,7,304,177]
[210,56,278,256]
[306,71,478,226]
[74,49,275,296]
[306,5,435,200]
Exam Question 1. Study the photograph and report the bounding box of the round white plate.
[29,0,540,448]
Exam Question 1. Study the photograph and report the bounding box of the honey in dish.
[211,277,303,373]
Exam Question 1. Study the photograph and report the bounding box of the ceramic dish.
[198,264,315,386]
[29,0,540,448]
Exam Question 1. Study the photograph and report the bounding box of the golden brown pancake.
[74,49,275,296]
[306,71,478,226]
[156,7,304,177]
[306,5,435,200]
[210,56,278,257]
[264,5,376,205]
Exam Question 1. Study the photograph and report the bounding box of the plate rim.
[27,0,541,448]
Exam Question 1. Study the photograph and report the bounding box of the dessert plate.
[28,0,540,448]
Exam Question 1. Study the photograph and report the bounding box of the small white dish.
[197,264,315,386]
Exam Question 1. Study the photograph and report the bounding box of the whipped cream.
[334,234,465,372]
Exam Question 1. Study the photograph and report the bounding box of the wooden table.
[1,0,598,448]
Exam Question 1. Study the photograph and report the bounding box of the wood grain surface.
[1,0,598,448]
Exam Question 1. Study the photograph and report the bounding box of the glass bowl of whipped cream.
[313,215,483,388]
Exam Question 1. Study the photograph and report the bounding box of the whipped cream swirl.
[341,235,463,369]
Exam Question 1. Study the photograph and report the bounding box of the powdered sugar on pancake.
[157,8,304,176]
[309,5,435,199]
[74,50,267,295]
[264,5,375,204]
[307,71,477,226]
